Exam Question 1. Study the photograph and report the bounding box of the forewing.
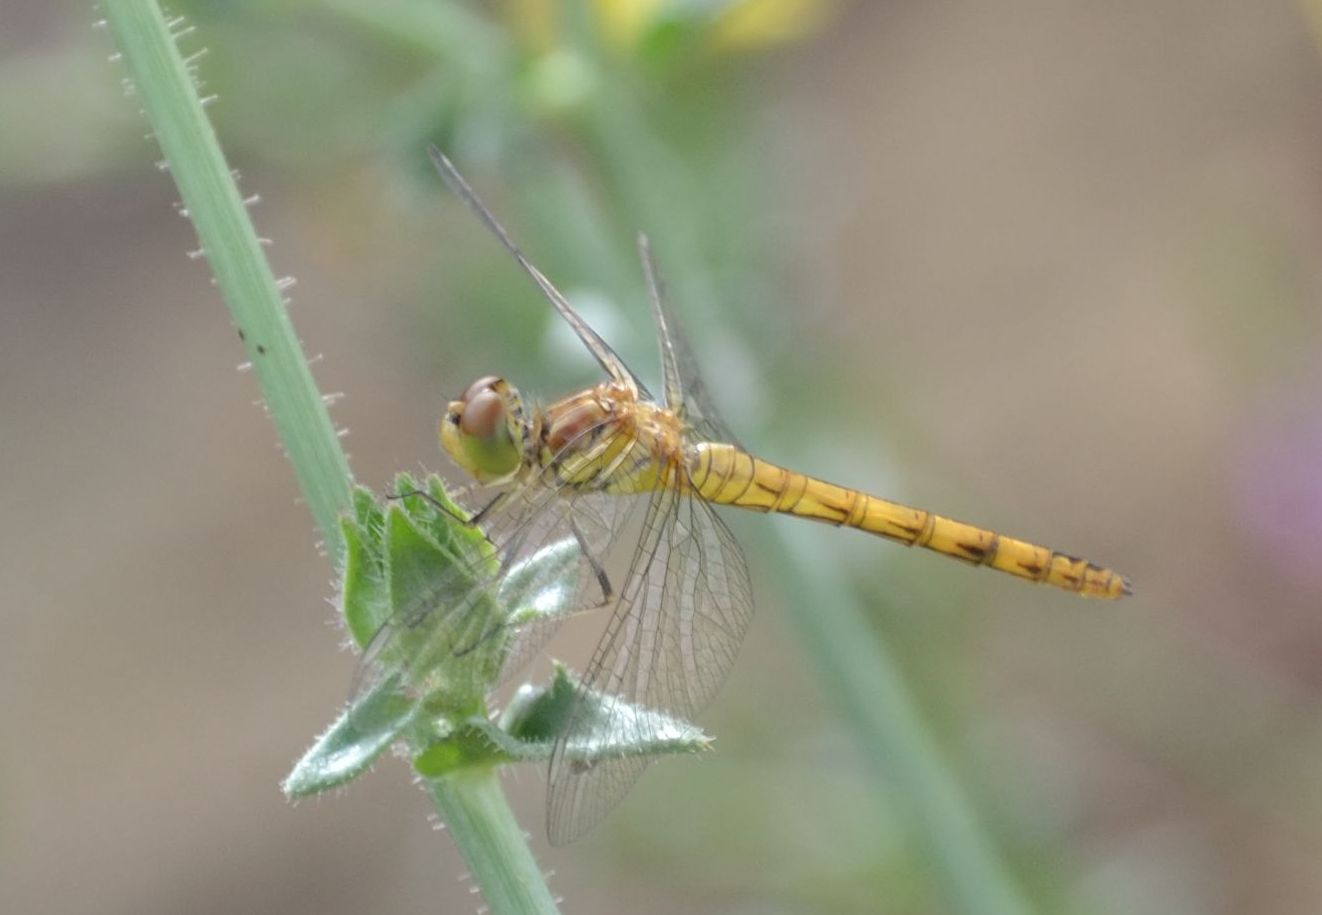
[427,146,648,398]
[546,472,755,845]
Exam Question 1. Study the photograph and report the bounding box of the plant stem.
[763,526,1033,915]
[103,0,351,555]
[103,4,556,911]
[426,770,563,915]
[318,0,502,63]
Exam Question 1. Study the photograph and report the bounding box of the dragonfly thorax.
[439,375,534,484]
[538,382,685,493]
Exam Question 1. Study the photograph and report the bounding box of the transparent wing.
[633,233,742,447]
[546,466,755,844]
[427,145,649,399]
[495,488,643,683]
[351,422,650,718]
[636,233,683,412]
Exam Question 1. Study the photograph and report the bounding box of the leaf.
[299,476,503,796]
[340,511,390,651]
[282,671,418,798]
[500,664,711,762]
[413,667,711,779]
[379,501,503,712]
[299,476,704,799]
[498,536,584,627]
[385,500,462,624]
[412,718,531,777]
[350,484,386,537]
[386,471,490,564]
[339,484,391,650]
[427,475,490,556]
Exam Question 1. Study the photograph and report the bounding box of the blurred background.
[5,1,1322,912]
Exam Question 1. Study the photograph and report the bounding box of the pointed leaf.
[379,502,504,715]
[501,664,711,762]
[427,475,490,556]
[340,514,390,650]
[385,501,461,620]
[282,672,418,798]
[387,472,491,566]
[498,537,583,627]
[350,484,386,539]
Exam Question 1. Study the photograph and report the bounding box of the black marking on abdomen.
[956,542,987,561]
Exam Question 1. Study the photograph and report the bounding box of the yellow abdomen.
[687,442,1130,599]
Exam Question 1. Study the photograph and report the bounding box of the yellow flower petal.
[711,0,832,51]
[594,0,668,48]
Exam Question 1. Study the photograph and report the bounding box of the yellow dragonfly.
[385,146,1129,844]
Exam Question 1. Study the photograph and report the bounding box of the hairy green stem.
[426,770,562,915]
[103,4,556,911]
[103,0,351,553]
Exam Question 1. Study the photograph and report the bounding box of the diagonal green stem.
[103,0,351,553]
[102,4,557,912]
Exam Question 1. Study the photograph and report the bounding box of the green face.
[439,376,525,483]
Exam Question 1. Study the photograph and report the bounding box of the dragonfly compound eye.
[461,375,504,404]
[439,376,524,483]
[460,389,505,439]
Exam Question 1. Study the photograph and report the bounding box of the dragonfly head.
[440,375,529,484]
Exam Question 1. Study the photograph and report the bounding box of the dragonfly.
[378,146,1131,845]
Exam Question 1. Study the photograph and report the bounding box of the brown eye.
[460,389,505,439]
[461,375,503,404]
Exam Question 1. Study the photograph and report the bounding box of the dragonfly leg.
[448,522,531,656]
[450,519,615,660]
[386,487,470,523]
[446,505,610,661]
[469,491,506,526]
[453,619,507,658]
[570,513,614,602]
[386,487,504,527]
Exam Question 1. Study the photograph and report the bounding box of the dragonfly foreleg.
[385,487,504,528]
[469,490,506,526]
[386,487,471,524]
